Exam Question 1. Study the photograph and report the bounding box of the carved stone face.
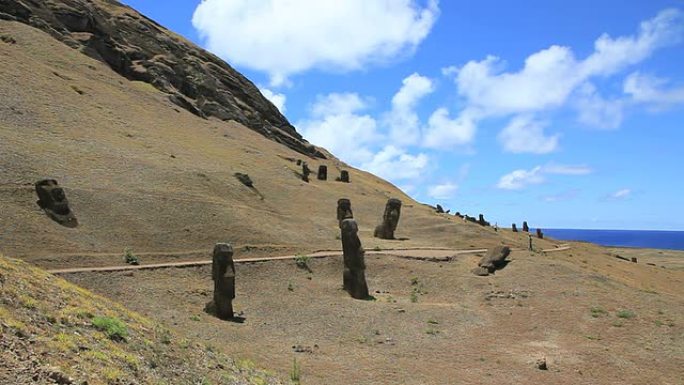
[35,179,78,227]
[340,218,358,234]
[383,199,402,229]
[213,243,234,260]
[337,198,353,223]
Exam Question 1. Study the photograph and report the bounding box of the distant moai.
[536,228,544,239]
[338,170,350,183]
[472,246,511,276]
[436,204,444,213]
[296,159,302,166]
[211,243,236,320]
[337,198,354,227]
[522,221,530,232]
[374,198,402,239]
[478,214,490,227]
[301,162,311,182]
[35,179,78,228]
[512,223,518,232]
[340,218,369,299]
[317,165,328,181]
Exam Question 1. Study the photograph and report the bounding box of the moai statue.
[522,221,530,232]
[317,165,328,181]
[374,198,402,239]
[35,179,78,228]
[536,228,544,239]
[472,246,511,276]
[301,162,311,182]
[340,218,369,299]
[436,204,444,213]
[512,223,518,232]
[296,159,302,166]
[211,243,236,320]
[478,214,489,227]
[338,170,350,183]
[337,198,354,227]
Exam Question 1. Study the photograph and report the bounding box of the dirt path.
[47,245,570,274]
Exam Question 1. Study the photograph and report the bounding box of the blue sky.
[122,0,684,230]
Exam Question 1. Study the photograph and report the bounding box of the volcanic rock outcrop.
[0,0,323,158]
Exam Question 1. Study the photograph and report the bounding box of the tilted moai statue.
[472,246,511,276]
[211,243,236,320]
[478,214,490,227]
[301,162,311,182]
[35,179,78,228]
[512,223,518,232]
[317,165,328,181]
[374,198,402,239]
[338,170,350,183]
[522,221,530,232]
[436,204,444,213]
[337,198,354,227]
[536,228,544,239]
[340,218,369,299]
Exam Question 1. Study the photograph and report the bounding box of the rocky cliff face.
[0,0,324,158]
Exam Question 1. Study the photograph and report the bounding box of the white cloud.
[427,182,459,199]
[297,93,380,164]
[624,72,684,108]
[610,188,632,199]
[497,115,560,154]
[497,166,545,190]
[259,88,286,113]
[497,164,593,190]
[422,108,478,149]
[575,83,624,129]
[193,0,440,86]
[361,145,429,181]
[386,73,435,145]
[442,8,684,151]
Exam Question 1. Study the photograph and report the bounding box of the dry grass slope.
[0,253,290,385]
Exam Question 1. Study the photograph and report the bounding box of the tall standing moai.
[340,218,369,299]
[337,198,354,227]
[318,165,328,181]
[522,221,530,232]
[301,162,311,182]
[211,243,236,320]
[338,170,350,183]
[374,198,402,239]
[35,179,78,228]
[537,228,544,239]
[512,223,518,232]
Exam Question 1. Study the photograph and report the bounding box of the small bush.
[590,306,607,318]
[124,248,139,265]
[92,316,128,342]
[616,310,636,319]
[294,255,310,270]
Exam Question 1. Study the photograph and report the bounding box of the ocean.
[542,229,684,251]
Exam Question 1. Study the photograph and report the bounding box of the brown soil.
[67,244,684,385]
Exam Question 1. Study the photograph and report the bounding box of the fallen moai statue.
[211,243,236,320]
[234,172,254,187]
[341,218,369,299]
[317,165,328,181]
[35,179,78,228]
[337,198,354,227]
[472,246,511,276]
[374,198,402,239]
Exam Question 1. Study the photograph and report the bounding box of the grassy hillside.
[0,19,544,270]
[0,253,289,384]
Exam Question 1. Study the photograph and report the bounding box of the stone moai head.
[317,165,328,180]
[340,217,359,236]
[302,162,311,182]
[339,170,350,183]
[522,221,529,232]
[383,198,402,231]
[536,228,544,239]
[212,243,235,282]
[512,223,518,232]
[337,198,354,226]
[35,179,78,228]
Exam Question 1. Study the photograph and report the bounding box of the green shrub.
[616,310,636,319]
[92,316,128,342]
[294,255,310,270]
[123,248,139,265]
[290,358,301,384]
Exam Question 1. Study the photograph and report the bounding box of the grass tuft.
[92,316,129,342]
